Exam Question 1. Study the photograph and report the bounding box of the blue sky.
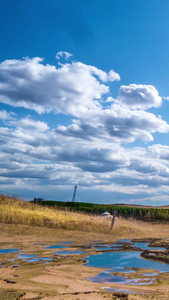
[1,0,169,205]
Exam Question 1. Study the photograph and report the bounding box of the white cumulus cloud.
[118,84,162,109]
[0,54,169,204]
[0,57,120,116]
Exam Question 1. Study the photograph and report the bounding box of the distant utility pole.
[72,185,77,202]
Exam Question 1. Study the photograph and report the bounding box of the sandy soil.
[0,263,162,300]
[0,224,169,300]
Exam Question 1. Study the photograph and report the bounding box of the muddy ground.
[0,224,169,300]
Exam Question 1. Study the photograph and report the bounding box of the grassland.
[0,195,112,233]
[42,200,169,222]
[2,194,169,248]
[1,195,169,238]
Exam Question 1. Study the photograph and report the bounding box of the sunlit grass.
[0,195,169,238]
[114,216,169,238]
[0,195,111,233]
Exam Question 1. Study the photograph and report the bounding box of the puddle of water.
[55,250,85,255]
[85,251,169,272]
[90,243,122,251]
[0,249,19,254]
[89,271,155,286]
[85,248,169,286]
[28,257,53,262]
[18,253,53,263]
[142,272,158,276]
[103,288,134,294]
[8,259,15,262]
[132,242,166,251]
[129,278,155,285]
[18,254,36,260]
[44,245,67,249]
[89,272,128,283]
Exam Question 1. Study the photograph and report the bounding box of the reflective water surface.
[0,249,19,254]
[131,242,166,251]
[0,239,168,289]
[18,253,52,263]
[85,250,169,272]
[85,239,169,286]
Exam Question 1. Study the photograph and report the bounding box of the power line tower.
[72,185,77,202]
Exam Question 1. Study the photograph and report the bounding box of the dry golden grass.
[114,216,169,239]
[0,195,111,233]
[0,195,169,239]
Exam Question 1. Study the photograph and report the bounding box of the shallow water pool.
[0,249,19,254]
[132,242,166,251]
[85,250,169,272]
[85,239,169,286]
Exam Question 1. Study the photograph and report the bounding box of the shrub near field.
[42,201,169,222]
